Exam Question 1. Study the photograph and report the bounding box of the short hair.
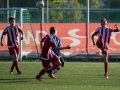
[101,18,107,22]
[9,16,15,22]
[50,27,56,34]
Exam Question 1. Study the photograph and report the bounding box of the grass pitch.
[0,62,120,90]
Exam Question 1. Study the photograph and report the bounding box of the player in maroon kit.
[36,27,71,81]
[92,18,120,78]
[0,16,23,75]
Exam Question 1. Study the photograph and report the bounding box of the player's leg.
[15,46,21,74]
[102,49,108,78]
[51,56,65,74]
[49,55,61,71]
[11,54,21,74]
[96,41,109,78]
[36,60,51,81]
[51,65,61,75]
[9,46,21,74]
[60,56,65,67]
[48,55,61,78]
[48,62,60,74]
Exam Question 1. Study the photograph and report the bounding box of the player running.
[91,18,120,78]
[0,16,23,75]
[36,27,71,81]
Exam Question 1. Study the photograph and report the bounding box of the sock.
[38,69,46,77]
[14,61,20,71]
[11,61,15,70]
[104,62,108,76]
[51,69,58,74]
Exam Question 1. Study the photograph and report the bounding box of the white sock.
[52,69,58,74]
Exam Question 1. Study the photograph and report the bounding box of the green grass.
[0,62,120,90]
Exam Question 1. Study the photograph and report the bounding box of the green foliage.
[0,0,6,8]
[67,0,81,8]
[0,0,120,23]
[63,10,84,22]
[49,10,63,22]
[89,0,101,8]
[49,0,66,8]
[0,62,120,90]
[49,0,84,22]
[78,0,101,8]
[103,0,120,8]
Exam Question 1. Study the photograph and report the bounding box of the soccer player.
[0,16,23,75]
[50,36,65,75]
[36,27,71,81]
[91,18,120,78]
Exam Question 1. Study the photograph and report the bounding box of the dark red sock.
[104,62,108,75]
[14,61,19,71]
[11,61,15,69]
[38,69,46,77]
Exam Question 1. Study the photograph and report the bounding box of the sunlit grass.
[0,62,120,90]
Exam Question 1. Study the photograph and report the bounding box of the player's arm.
[91,33,97,45]
[91,33,95,45]
[40,40,44,50]
[112,24,120,32]
[91,28,99,45]
[54,45,71,50]
[40,36,47,50]
[0,34,4,46]
[51,36,71,50]
[1,28,7,46]
[20,31,23,40]
[18,26,24,40]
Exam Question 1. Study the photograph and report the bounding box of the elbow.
[91,34,94,39]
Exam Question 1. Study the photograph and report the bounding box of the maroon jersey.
[2,25,22,48]
[40,34,57,60]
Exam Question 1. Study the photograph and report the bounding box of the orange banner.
[0,23,120,53]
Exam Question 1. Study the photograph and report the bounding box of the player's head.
[50,27,57,37]
[101,18,107,28]
[9,16,15,27]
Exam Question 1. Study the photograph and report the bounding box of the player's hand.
[93,41,96,45]
[20,37,23,40]
[102,46,107,52]
[115,24,119,30]
[1,42,3,46]
[66,45,71,49]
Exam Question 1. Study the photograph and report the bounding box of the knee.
[57,61,61,66]
[44,68,48,72]
[57,66,61,70]
[61,62,65,67]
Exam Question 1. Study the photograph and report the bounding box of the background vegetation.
[0,0,120,23]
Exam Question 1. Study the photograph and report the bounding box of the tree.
[0,0,6,8]
[103,0,120,8]
[49,0,84,22]
[78,0,101,8]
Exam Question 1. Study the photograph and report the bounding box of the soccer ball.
[36,0,44,9]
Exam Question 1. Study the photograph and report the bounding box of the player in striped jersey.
[0,16,23,75]
[92,18,120,78]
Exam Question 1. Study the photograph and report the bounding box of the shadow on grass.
[0,78,35,83]
[97,74,118,76]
